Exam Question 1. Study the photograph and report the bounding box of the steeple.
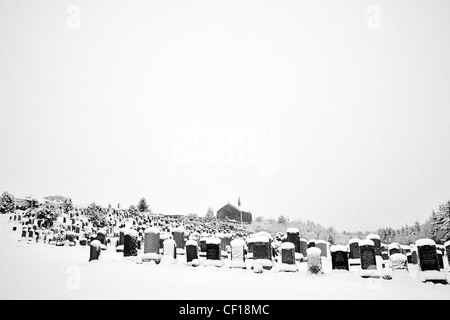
[238,196,241,207]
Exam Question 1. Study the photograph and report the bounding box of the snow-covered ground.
[1,215,449,300]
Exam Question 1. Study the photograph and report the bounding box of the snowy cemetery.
[1,205,450,300]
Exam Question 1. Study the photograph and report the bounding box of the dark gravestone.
[123,231,138,257]
[349,240,360,260]
[411,250,418,265]
[144,228,160,255]
[445,242,450,267]
[206,242,221,261]
[437,251,444,270]
[281,245,295,265]
[96,231,106,245]
[382,251,389,261]
[172,229,185,250]
[366,235,381,256]
[118,230,125,247]
[253,242,271,260]
[360,243,377,271]
[331,246,349,271]
[286,228,301,254]
[417,243,440,271]
[186,241,199,264]
[308,240,316,248]
[89,240,101,261]
[316,241,328,258]
[200,238,207,255]
[246,239,255,258]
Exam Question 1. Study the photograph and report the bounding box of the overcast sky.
[1,0,450,232]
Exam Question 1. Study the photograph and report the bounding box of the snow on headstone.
[279,242,298,272]
[330,245,349,271]
[388,243,401,256]
[229,239,246,269]
[185,240,200,266]
[204,237,224,267]
[89,240,102,261]
[390,253,408,272]
[306,247,323,274]
[162,238,177,264]
[172,227,185,255]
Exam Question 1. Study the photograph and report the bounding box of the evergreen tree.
[137,198,150,213]
[205,207,215,221]
[0,191,15,214]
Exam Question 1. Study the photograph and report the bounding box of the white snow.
[390,253,407,262]
[185,240,198,247]
[287,228,299,233]
[444,241,450,248]
[125,229,138,237]
[90,240,102,248]
[348,238,360,244]
[230,239,244,247]
[416,239,436,247]
[172,227,185,233]
[300,238,307,242]
[388,243,400,250]
[316,240,328,245]
[251,236,270,243]
[307,247,321,256]
[255,231,272,240]
[359,239,374,247]
[366,234,380,240]
[1,215,450,299]
[144,227,160,234]
[330,245,348,253]
[281,242,295,250]
[206,237,221,245]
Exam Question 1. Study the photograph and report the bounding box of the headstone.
[96,230,107,245]
[89,240,101,261]
[315,240,328,258]
[366,234,382,270]
[251,236,273,270]
[142,227,161,263]
[445,241,450,267]
[359,239,380,278]
[123,229,138,257]
[199,237,207,258]
[348,239,361,268]
[388,243,401,256]
[330,245,349,271]
[246,237,255,259]
[390,253,408,271]
[411,245,418,265]
[20,227,27,241]
[286,228,301,261]
[307,239,316,248]
[306,247,323,274]
[300,238,308,261]
[229,239,246,269]
[172,227,185,255]
[415,239,447,283]
[204,237,223,267]
[279,242,298,272]
[162,238,177,263]
[437,251,444,270]
[185,240,199,266]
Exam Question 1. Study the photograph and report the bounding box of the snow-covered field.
[1,215,449,300]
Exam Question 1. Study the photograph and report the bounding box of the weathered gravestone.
[142,227,161,263]
[366,234,382,270]
[219,233,232,258]
[300,238,308,261]
[390,253,409,272]
[204,237,223,267]
[316,240,328,258]
[359,239,380,278]
[415,239,447,283]
[185,240,200,266]
[348,239,361,268]
[330,245,349,271]
[286,228,301,261]
[251,236,273,270]
[229,238,246,269]
[89,240,101,261]
[172,227,185,256]
[123,229,138,257]
[307,247,323,274]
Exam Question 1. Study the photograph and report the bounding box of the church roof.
[219,203,251,214]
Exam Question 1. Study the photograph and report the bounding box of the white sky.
[1,0,450,232]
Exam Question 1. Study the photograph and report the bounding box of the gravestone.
[366,234,382,270]
[20,227,27,241]
[251,236,273,270]
[445,241,450,267]
[89,240,101,261]
[199,237,207,258]
[359,239,379,278]
[229,238,246,269]
[246,237,255,259]
[219,233,232,257]
[316,240,328,258]
[204,237,223,267]
[390,253,409,271]
[330,245,349,271]
[123,229,138,257]
[348,239,361,268]
[172,227,185,255]
[307,239,316,248]
[162,238,177,263]
[185,240,199,266]
[388,243,401,256]
[300,238,308,261]
[142,227,161,263]
[415,239,447,283]
[437,251,444,270]
[279,242,298,272]
[286,228,301,260]
[411,245,418,265]
[307,247,323,274]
